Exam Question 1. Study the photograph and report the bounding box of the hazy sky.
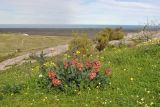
[0,0,159,25]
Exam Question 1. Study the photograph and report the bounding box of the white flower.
[150,102,154,105]
[141,98,144,101]
[39,74,43,78]
[130,77,134,81]
[147,91,150,94]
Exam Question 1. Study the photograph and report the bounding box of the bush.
[0,84,24,94]
[69,33,93,55]
[95,28,124,51]
[95,31,109,51]
[36,58,112,94]
[109,28,124,40]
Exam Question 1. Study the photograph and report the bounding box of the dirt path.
[0,44,68,71]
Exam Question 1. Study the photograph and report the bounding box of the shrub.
[30,52,47,73]
[109,28,124,40]
[0,84,24,94]
[36,58,111,94]
[95,28,124,51]
[95,31,109,51]
[69,33,93,55]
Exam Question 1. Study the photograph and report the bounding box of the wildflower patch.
[36,58,111,94]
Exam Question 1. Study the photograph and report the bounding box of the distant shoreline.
[0,24,159,36]
[0,24,146,36]
[0,28,140,36]
[0,24,144,28]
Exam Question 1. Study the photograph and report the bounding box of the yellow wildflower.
[76,50,80,54]
[100,56,104,59]
[67,55,71,58]
[64,54,68,57]
[50,62,56,66]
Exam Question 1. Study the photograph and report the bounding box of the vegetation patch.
[95,28,124,51]
[0,35,159,106]
[0,33,71,62]
[35,58,110,95]
[69,33,93,55]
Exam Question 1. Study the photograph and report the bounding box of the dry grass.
[0,33,71,62]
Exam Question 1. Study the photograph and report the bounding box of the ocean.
[0,24,144,30]
[0,24,146,36]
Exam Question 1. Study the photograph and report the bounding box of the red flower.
[64,61,69,69]
[70,59,78,65]
[85,61,92,69]
[88,72,97,80]
[52,79,61,87]
[76,62,83,71]
[92,68,99,73]
[48,71,56,79]
[92,61,101,72]
[105,67,112,76]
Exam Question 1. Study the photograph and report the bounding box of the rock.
[121,40,135,47]
[108,30,160,47]
[108,40,122,47]
[108,40,135,47]
[126,31,160,41]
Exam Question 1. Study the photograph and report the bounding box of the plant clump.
[95,28,124,51]
[69,33,94,55]
[36,57,112,94]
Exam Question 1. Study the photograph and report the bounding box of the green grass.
[0,33,71,62]
[0,44,160,107]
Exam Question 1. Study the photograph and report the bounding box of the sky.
[0,0,160,25]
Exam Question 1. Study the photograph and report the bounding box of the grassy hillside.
[0,44,159,107]
[0,33,71,62]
